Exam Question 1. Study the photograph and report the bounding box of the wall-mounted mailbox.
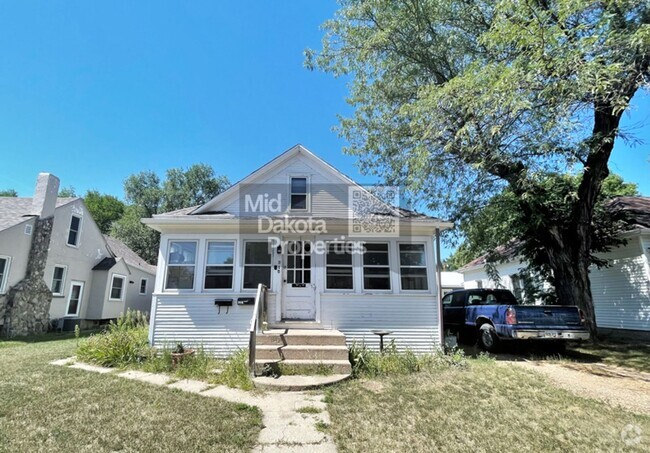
[237,297,255,306]
[214,299,233,314]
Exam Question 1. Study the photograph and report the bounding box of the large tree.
[308,0,650,337]
[84,190,125,234]
[0,189,18,197]
[111,164,230,263]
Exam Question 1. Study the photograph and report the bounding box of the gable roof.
[147,144,451,229]
[0,197,78,232]
[458,196,650,272]
[104,235,157,275]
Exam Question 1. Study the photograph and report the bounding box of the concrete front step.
[280,359,352,375]
[253,373,351,391]
[283,329,347,346]
[281,345,349,361]
[255,345,283,361]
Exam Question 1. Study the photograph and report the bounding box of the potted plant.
[171,342,195,367]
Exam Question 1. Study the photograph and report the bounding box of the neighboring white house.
[458,197,650,337]
[441,271,464,295]
[0,174,156,335]
[143,145,452,356]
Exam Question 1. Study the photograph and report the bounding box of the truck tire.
[478,324,500,353]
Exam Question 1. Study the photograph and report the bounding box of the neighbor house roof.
[0,197,78,232]
[104,235,157,275]
[458,196,650,272]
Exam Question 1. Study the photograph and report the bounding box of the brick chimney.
[31,173,60,219]
[3,173,61,337]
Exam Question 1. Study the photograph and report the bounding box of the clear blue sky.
[1,1,649,256]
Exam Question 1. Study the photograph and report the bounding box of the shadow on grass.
[0,329,100,347]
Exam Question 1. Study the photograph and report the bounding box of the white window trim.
[139,278,148,295]
[203,240,236,291]
[324,241,354,291]
[164,240,199,292]
[66,281,84,317]
[398,242,429,292]
[67,214,82,248]
[288,175,310,212]
[109,274,127,302]
[361,242,392,292]
[51,264,68,296]
[0,255,12,295]
[242,240,273,291]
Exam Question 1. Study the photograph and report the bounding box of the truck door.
[443,291,466,331]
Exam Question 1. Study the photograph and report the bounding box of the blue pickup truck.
[442,289,590,352]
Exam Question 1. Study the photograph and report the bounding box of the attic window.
[290,177,308,210]
[24,224,33,235]
[67,215,81,246]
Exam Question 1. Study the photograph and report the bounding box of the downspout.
[434,228,444,346]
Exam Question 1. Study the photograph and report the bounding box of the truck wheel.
[478,324,499,353]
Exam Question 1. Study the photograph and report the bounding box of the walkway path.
[50,358,336,452]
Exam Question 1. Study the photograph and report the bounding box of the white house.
[458,197,650,339]
[0,174,156,335]
[143,145,452,357]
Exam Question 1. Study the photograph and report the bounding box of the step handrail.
[248,283,268,376]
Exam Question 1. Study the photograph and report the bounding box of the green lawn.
[325,359,650,452]
[0,333,262,453]
[567,342,650,374]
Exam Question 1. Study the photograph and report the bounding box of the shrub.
[348,341,467,378]
[76,310,151,367]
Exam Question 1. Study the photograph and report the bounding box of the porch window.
[326,243,353,290]
[0,256,10,294]
[109,275,126,301]
[204,241,235,289]
[290,177,308,210]
[51,265,67,296]
[362,243,391,290]
[165,241,197,290]
[243,241,272,289]
[67,215,81,246]
[399,244,428,290]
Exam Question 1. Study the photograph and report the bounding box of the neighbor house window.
[51,265,67,296]
[290,177,308,210]
[243,241,271,289]
[66,282,83,316]
[109,275,126,301]
[165,241,197,290]
[67,215,81,246]
[0,256,11,294]
[399,244,428,290]
[326,243,353,290]
[139,278,148,295]
[204,241,235,289]
[362,243,391,290]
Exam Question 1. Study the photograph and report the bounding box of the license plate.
[542,331,559,338]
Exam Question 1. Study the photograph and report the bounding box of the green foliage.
[348,341,467,378]
[112,164,230,264]
[76,310,150,367]
[110,205,161,264]
[58,186,77,197]
[84,190,125,234]
[0,189,18,197]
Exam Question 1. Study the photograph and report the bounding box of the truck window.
[442,294,453,305]
[468,290,518,305]
[451,292,465,306]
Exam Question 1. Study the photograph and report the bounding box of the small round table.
[371,329,394,352]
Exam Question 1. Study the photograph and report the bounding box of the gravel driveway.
[512,360,650,416]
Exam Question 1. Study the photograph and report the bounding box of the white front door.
[281,239,316,320]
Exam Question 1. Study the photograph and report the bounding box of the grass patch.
[326,359,650,452]
[567,342,650,373]
[296,406,323,414]
[277,362,335,376]
[0,333,262,452]
[75,310,253,389]
[315,421,330,433]
[349,341,468,378]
